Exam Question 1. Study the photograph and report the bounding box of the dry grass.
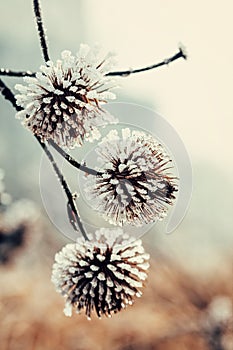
[0,238,232,350]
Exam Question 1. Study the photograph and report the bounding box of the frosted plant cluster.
[0,0,186,319]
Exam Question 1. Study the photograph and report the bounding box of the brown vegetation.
[0,238,232,350]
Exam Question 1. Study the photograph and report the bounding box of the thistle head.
[84,128,177,226]
[15,44,117,149]
[51,228,150,319]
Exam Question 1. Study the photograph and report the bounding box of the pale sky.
[82,0,233,174]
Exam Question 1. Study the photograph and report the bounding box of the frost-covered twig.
[0,44,187,78]
[0,78,21,111]
[0,69,36,78]
[107,44,187,77]
[48,139,100,176]
[33,0,50,62]
[37,137,89,240]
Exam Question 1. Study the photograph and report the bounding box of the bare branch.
[107,45,187,77]
[33,0,50,62]
[0,78,21,111]
[48,139,101,176]
[0,69,36,78]
[37,136,89,241]
[0,45,187,79]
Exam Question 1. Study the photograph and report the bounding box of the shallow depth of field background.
[0,1,232,350]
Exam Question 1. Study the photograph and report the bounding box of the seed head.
[51,228,150,319]
[15,44,117,149]
[84,128,177,226]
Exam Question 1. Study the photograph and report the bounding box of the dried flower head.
[15,44,117,148]
[51,228,150,319]
[84,128,177,226]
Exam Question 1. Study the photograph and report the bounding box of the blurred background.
[0,1,232,349]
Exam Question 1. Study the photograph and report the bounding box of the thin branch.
[0,78,21,111]
[37,136,89,241]
[0,45,187,78]
[0,69,36,78]
[0,78,88,240]
[33,0,50,62]
[106,45,187,77]
[48,139,101,176]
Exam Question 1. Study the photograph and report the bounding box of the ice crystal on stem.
[51,228,150,319]
[85,128,177,226]
[15,44,117,149]
[178,42,188,60]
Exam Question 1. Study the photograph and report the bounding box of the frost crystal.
[51,228,150,319]
[84,128,177,226]
[178,42,188,59]
[15,44,117,149]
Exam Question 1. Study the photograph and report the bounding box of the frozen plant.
[85,128,177,226]
[0,0,187,318]
[15,47,117,149]
[51,228,149,319]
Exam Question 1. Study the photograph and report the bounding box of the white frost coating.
[15,45,118,149]
[63,302,72,317]
[51,227,150,319]
[178,42,188,59]
[84,128,178,226]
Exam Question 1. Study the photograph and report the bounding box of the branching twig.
[48,139,100,176]
[0,45,187,78]
[33,0,50,62]
[0,78,88,240]
[0,69,36,78]
[0,78,21,111]
[107,45,187,77]
[37,137,89,241]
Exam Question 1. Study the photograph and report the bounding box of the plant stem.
[0,69,36,78]
[0,78,21,111]
[33,0,50,62]
[106,45,187,77]
[0,45,187,78]
[37,137,89,240]
[48,139,100,176]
